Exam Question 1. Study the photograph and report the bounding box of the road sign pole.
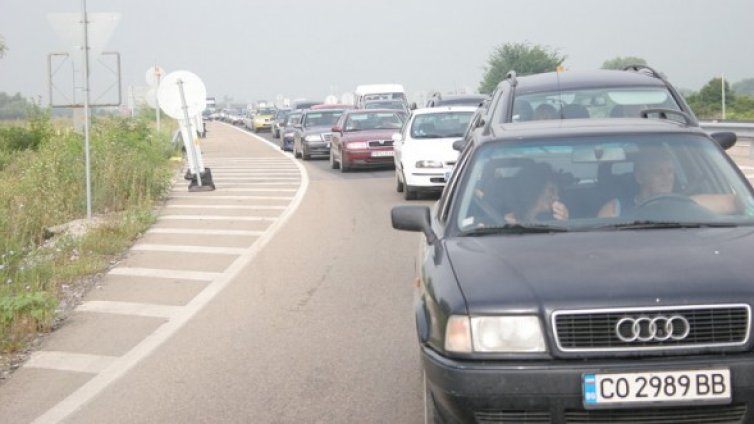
[177,79,202,187]
[81,0,93,220]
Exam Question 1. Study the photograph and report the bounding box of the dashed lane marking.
[76,301,181,319]
[146,228,264,236]
[108,267,222,281]
[25,352,119,374]
[131,243,246,255]
[167,195,294,200]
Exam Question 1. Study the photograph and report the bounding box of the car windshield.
[346,112,405,131]
[275,110,290,119]
[437,97,486,107]
[364,100,406,110]
[304,111,343,127]
[455,133,754,233]
[510,87,682,123]
[257,108,275,115]
[410,112,473,139]
[284,113,301,126]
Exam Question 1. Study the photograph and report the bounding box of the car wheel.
[396,172,404,192]
[424,372,446,424]
[294,143,301,159]
[330,149,340,169]
[340,152,350,173]
[302,146,311,160]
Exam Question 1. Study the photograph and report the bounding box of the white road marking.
[146,228,263,236]
[158,215,276,221]
[108,267,222,281]
[76,301,181,318]
[164,204,286,210]
[168,195,294,200]
[32,127,308,424]
[132,243,246,255]
[25,352,118,374]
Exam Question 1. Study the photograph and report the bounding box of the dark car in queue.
[271,108,291,139]
[390,112,754,423]
[292,109,345,160]
[280,110,302,151]
[329,109,406,172]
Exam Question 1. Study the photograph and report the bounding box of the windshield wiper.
[597,220,738,231]
[463,223,569,235]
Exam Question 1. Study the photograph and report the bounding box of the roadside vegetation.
[478,43,754,120]
[0,105,178,352]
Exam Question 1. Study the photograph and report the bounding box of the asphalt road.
[0,122,433,423]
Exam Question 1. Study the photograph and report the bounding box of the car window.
[304,111,343,127]
[454,134,754,232]
[410,112,473,139]
[510,87,682,123]
[345,112,404,131]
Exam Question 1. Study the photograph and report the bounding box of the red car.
[329,109,407,172]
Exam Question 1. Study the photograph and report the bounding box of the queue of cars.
[230,66,754,422]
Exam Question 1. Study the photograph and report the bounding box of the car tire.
[302,146,311,160]
[396,173,404,192]
[294,143,301,159]
[330,149,340,169]
[405,185,417,200]
[340,152,350,173]
[424,372,446,424]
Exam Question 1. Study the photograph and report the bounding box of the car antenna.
[556,65,565,119]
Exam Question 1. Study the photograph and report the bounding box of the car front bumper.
[403,166,451,190]
[303,141,330,157]
[423,345,754,423]
[342,150,394,168]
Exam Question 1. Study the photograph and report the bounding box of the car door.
[331,113,347,162]
[393,114,413,173]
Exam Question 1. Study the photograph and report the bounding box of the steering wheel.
[635,193,716,220]
[471,190,506,226]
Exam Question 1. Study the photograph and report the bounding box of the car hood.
[444,227,754,315]
[303,126,332,135]
[342,129,398,141]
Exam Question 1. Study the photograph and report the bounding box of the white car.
[392,106,476,200]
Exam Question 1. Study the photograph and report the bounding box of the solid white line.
[76,301,181,318]
[164,204,286,210]
[108,267,222,281]
[32,126,309,424]
[158,215,276,221]
[132,244,246,255]
[146,228,263,236]
[25,352,119,374]
[210,181,299,185]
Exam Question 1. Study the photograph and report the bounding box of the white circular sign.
[157,70,207,120]
[145,66,166,87]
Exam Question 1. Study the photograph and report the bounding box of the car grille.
[475,410,551,423]
[368,139,393,147]
[474,405,747,424]
[322,133,332,142]
[553,305,750,352]
[564,404,747,424]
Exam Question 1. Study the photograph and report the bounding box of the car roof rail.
[506,70,518,88]
[623,64,667,81]
[639,108,694,125]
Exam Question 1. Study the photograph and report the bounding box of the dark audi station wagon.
[391,113,754,423]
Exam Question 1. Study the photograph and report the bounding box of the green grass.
[0,110,179,352]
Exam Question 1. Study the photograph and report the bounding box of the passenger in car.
[502,162,570,224]
[598,151,740,217]
[533,103,559,120]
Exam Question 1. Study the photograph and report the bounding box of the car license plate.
[583,369,730,408]
[371,151,394,157]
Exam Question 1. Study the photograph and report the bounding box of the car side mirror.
[475,118,485,128]
[331,126,342,133]
[452,139,466,151]
[294,124,302,129]
[410,102,417,110]
[391,133,402,143]
[391,206,436,244]
[711,132,737,150]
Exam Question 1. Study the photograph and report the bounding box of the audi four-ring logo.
[615,315,691,342]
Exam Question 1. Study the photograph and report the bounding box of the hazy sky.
[1,0,753,107]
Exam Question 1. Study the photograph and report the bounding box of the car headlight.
[305,134,322,142]
[416,160,444,168]
[346,141,368,150]
[445,315,546,353]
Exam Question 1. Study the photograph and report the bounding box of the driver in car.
[598,150,740,218]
